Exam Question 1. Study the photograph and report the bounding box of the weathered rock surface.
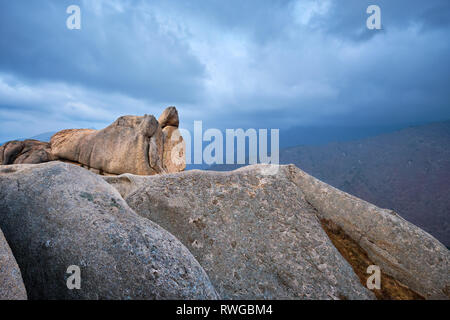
[157,107,185,172]
[2,107,185,176]
[0,140,57,165]
[111,166,374,300]
[50,115,166,176]
[162,126,186,173]
[0,228,27,300]
[106,164,449,300]
[158,106,179,128]
[1,158,446,300]
[0,162,218,300]
[103,174,152,199]
[289,165,450,299]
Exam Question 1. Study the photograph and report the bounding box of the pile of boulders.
[0,161,448,300]
[0,107,185,176]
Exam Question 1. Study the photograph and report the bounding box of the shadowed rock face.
[289,165,450,300]
[0,140,57,165]
[105,164,449,300]
[158,106,179,128]
[319,219,424,300]
[0,162,217,300]
[0,229,27,300]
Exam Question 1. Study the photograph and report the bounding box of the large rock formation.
[158,106,179,128]
[50,114,166,176]
[0,107,186,176]
[0,162,217,300]
[159,107,186,173]
[0,159,447,300]
[108,166,375,300]
[0,228,27,300]
[289,165,450,299]
[106,164,449,300]
[0,140,57,165]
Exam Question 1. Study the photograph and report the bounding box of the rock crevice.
[288,164,449,299]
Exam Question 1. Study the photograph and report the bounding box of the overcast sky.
[0,0,449,142]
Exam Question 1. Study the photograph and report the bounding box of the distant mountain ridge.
[208,120,450,246]
[29,131,56,142]
[280,120,450,247]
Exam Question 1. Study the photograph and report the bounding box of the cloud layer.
[1,0,449,141]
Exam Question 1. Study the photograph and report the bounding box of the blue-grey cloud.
[0,0,205,103]
[0,0,449,142]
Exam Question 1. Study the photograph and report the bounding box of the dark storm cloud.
[0,0,449,142]
[0,0,205,103]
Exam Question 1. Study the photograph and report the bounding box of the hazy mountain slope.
[29,131,56,142]
[0,130,93,147]
[280,121,450,247]
[0,132,56,147]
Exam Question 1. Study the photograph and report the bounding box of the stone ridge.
[287,164,449,299]
[0,107,186,176]
[104,164,449,300]
[0,161,448,300]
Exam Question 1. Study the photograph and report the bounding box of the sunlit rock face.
[50,107,185,176]
[0,107,186,176]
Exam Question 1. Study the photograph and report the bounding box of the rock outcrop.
[0,228,27,300]
[106,164,449,300]
[278,120,450,247]
[0,162,217,300]
[0,140,57,165]
[289,165,450,299]
[1,159,447,300]
[158,106,185,173]
[109,166,375,300]
[158,106,179,128]
[1,107,186,176]
[50,115,166,176]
